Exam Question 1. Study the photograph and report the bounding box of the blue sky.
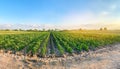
[0,0,94,24]
[0,0,120,29]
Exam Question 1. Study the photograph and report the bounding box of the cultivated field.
[0,30,120,69]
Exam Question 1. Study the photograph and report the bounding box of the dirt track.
[0,43,120,69]
[69,44,120,69]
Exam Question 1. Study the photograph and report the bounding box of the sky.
[0,0,120,30]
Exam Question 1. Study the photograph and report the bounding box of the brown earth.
[0,43,120,69]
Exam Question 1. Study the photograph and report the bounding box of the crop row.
[0,31,120,57]
[52,31,120,54]
[0,32,49,57]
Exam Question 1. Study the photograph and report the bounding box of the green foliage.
[0,32,49,55]
[58,44,64,55]
[0,30,120,57]
[81,44,89,51]
[52,30,120,53]
[40,47,46,57]
[76,45,82,52]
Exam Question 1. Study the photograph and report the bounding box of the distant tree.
[104,27,107,30]
[100,28,103,31]
[55,28,57,31]
[5,29,10,31]
[42,28,45,31]
[62,29,68,31]
[33,29,38,31]
[26,29,33,31]
[14,29,18,31]
[48,29,51,32]
[79,28,82,30]
[19,29,23,31]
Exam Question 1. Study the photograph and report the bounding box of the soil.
[0,43,120,69]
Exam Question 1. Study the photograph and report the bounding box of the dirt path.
[47,33,60,57]
[67,44,120,69]
[0,43,120,69]
[47,33,56,56]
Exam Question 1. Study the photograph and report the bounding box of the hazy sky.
[0,0,120,30]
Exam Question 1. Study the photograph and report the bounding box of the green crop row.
[0,32,49,56]
[0,30,120,57]
[52,31,120,54]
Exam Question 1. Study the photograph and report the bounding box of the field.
[0,30,120,58]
